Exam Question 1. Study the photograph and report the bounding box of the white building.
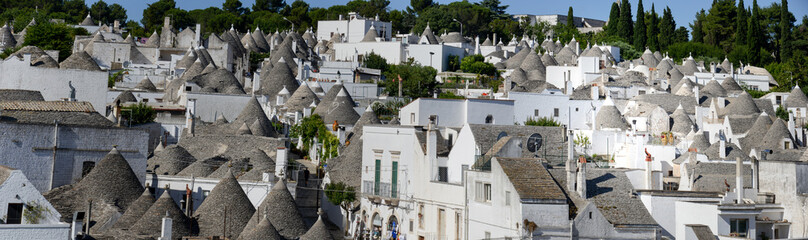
[399,98,514,128]
[317,12,392,43]
[0,165,69,240]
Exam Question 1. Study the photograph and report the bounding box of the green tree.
[775,105,789,121]
[691,9,707,43]
[381,62,438,98]
[223,0,248,15]
[606,2,621,37]
[122,103,157,125]
[633,0,646,49]
[142,0,176,32]
[703,0,737,51]
[23,22,88,62]
[124,20,147,37]
[90,0,110,24]
[659,7,676,49]
[447,55,460,72]
[524,117,559,127]
[387,9,416,34]
[289,114,340,160]
[779,0,792,61]
[324,182,357,236]
[460,54,497,76]
[477,0,508,18]
[410,0,434,13]
[363,52,388,73]
[674,26,690,43]
[567,7,574,28]
[735,0,748,45]
[64,0,89,24]
[618,0,633,41]
[747,0,762,65]
[647,4,659,51]
[253,0,286,13]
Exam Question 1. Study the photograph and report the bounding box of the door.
[437,209,446,240]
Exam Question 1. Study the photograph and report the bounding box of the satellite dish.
[497,131,508,141]
[527,133,543,152]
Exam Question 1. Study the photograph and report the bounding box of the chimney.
[158,211,172,240]
[736,157,744,204]
[719,134,726,159]
[756,151,767,191]
[337,127,345,145]
[645,149,653,190]
[163,17,171,29]
[591,84,599,100]
[566,131,577,192]
[427,116,437,161]
[576,156,587,199]
[185,99,196,136]
[195,24,201,47]
[493,33,497,46]
[275,147,288,179]
[694,85,700,101]
[788,113,796,143]
[113,20,120,30]
[710,62,716,73]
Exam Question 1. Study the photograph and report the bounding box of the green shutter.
[374,159,381,195]
[391,161,398,198]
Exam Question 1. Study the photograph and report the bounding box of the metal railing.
[362,180,398,199]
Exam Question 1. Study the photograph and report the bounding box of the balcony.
[363,180,400,205]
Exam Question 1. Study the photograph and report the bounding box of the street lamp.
[283,17,295,31]
[452,18,463,37]
[429,52,435,67]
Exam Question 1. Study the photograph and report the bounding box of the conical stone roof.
[740,113,773,152]
[681,57,700,75]
[80,13,95,26]
[320,88,360,126]
[361,25,379,42]
[60,51,102,71]
[509,68,528,85]
[112,188,155,230]
[520,52,545,72]
[541,52,558,66]
[315,83,353,116]
[722,92,760,116]
[131,190,191,238]
[114,90,137,104]
[259,59,299,99]
[555,46,578,66]
[349,106,381,142]
[239,149,275,181]
[238,214,283,240]
[689,132,711,152]
[122,34,137,46]
[759,119,794,151]
[243,179,306,239]
[420,24,438,44]
[701,79,727,97]
[785,86,808,109]
[31,55,59,68]
[145,31,160,47]
[193,170,255,239]
[595,97,628,130]
[506,48,531,69]
[721,76,744,92]
[284,83,319,112]
[670,105,694,134]
[135,76,158,92]
[175,156,228,177]
[0,23,17,49]
[148,145,196,175]
[298,212,336,240]
[5,46,46,61]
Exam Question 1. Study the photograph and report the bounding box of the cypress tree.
[747,0,761,65]
[567,7,574,28]
[606,2,620,37]
[618,0,633,42]
[692,9,706,43]
[634,0,647,49]
[659,7,675,49]
[647,4,659,51]
[735,0,747,45]
[780,0,792,61]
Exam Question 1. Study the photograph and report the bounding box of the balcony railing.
[363,180,399,199]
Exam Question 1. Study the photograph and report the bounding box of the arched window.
[485,115,494,124]
[81,161,95,178]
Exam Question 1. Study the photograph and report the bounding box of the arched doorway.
[371,213,383,239]
[387,215,399,240]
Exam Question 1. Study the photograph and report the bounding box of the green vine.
[23,201,50,224]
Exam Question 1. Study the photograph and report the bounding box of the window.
[484,231,491,240]
[575,108,579,112]
[639,90,646,95]
[534,109,539,116]
[391,161,398,198]
[776,96,782,105]
[6,203,23,224]
[419,204,425,229]
[785,141,791,149]
[485,115,494,124]
[409,220,414,232]
[589,212,592,219]
[553,108,559,117]
[185,86,192,91]
[410,113,415,123]
[438,167,448,182]
[430,115,438,125]
[475,182,492,202]
[505,191,511,206]
[375,159,381,195]
[730,219,749,237]
[81,161,95,178]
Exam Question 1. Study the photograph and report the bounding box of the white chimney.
[158,212,172,240]
[195,24,201,47]
[427,116,437,161]
[694,85,700,101]
[337,127,345,145]
[591,84,599,100]
[719,135,726,159]
[185,99,196,136]
[576,156,587,199]
[736,157,744,204]
[275,147,288,179]
[645,149,653,190]
[566,131,577,192]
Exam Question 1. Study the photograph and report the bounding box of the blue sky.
[97,0,808,29]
